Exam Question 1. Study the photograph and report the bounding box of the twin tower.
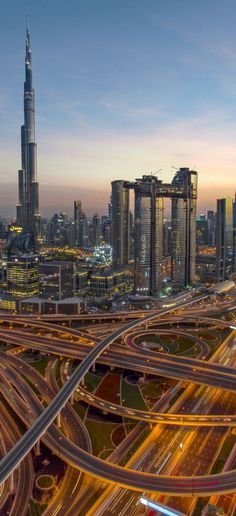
[112,169,198,295]
[16,28,40,241]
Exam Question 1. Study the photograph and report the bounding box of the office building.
[196,214,208,247]
[125,176,164,295]
[216,197,234,281]
[171,168,197,288]
[125,168,197,294]
[92,213,101,246]
[16,28,40,241]
[207,210,215,246]
[39,261,75,300]
[111,180,130,269]
[74,200,82,246]
[233,194,236,274]
[7,255,39,298]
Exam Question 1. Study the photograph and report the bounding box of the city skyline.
[1,0,236,217]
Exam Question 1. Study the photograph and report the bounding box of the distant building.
[16,28,40,241]
[126,175,164,295]
[196,214,208,247]
[216,197,234,281]
[39,261,75,300]
[90,269,126,298]
[207,210,215,246]
[111,180,130,269]
[171,168,197,288]
[92,213,101,246]
[20,296,84,315]
[7,255,39,298]
[233,194,236,274]
[125,168,197,294]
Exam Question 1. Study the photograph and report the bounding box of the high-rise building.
[7,255,39,298]
[171,168,197,288]
[216,197,234,281]
[92,213,101,246]
[125,176,164,295]
[102,216,111,245]
[207,210,215,246]
[16,28,40,241]
[233,194,236,274]
[111,180,130,269]
[74,200,83,246]
[39,261,75,300]
[196,214,208,248]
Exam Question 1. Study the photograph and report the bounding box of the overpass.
[1,292,236,496]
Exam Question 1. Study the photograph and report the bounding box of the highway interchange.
[0,287,236,514]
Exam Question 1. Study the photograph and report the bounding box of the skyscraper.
[207,210,215,246]
[233,194,236,274]
[171,168,197,288]
[125,176,164,295]
[216,197,234,281]
[122,168,197,295]
[111,180,130,269]
[74,200,82,246]
[16,28,40,241]
[92,213,101,246]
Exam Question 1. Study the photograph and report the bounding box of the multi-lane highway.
[1,292,236,498]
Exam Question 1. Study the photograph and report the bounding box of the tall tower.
[125,176,164,295]
[74,200,82,246]
[233,193,236,274]
[111,180,130,269]
[216,197,234,281]
[171,168,197,288]
[16,28,40,241]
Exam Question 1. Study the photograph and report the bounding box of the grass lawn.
[211,432,236,474]
[30,356,50,376]
[29,500,47,515]
[175,336,196,354]
[122,380,148,410]
[73,401,87,421]
[37,475,54,488]
[141,380,164,398]
[84,372,102,392]
[85,420,116,455]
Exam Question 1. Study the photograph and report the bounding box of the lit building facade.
[74,200,82,246]
[171,168,197,288]
[216,197,234,281]
[7,255,39,298]
[111,180,130,269]
[124,168,198,295]
[132,176,163,294]
[39,261,75,300]
[16,28,40,241]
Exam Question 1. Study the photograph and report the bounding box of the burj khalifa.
[16,28,40,241]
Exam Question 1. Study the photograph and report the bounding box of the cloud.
[1,110,236,217]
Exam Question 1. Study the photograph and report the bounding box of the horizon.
[0,0,236,217]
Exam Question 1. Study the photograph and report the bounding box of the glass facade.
[7,255,39,298]
[216,197,234,281]
[39,262,75,300]
[133,176,163,295]
[171,168,197,287]
[111,180,130,268]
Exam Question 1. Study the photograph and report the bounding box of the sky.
[0,0,236,218]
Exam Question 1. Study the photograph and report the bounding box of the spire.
[25,26,32,67]
[17,26,40,241]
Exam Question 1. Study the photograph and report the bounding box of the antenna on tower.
[151,169,162,176]
[25,0,30,29]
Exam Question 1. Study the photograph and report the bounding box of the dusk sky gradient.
[0,0,236,217]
